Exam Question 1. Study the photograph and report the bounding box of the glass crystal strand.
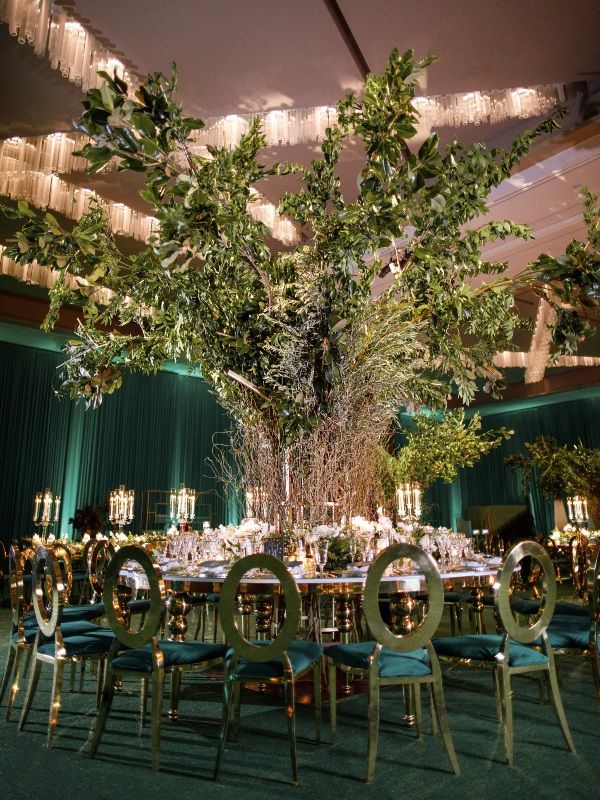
[33,0,49,56]
[7,0,25,38]
[48,3,67,71]
[23,0,38,43]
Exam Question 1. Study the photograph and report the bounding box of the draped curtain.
[423,393,600,534]
[0,340,234,546]
[2,332,600,546]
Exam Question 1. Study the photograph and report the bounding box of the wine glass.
[314,538,330,575]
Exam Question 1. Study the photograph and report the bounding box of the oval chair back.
[589,545,600,654]
[31,545,66,642]
[570,534,589,600]
[215,553,321,785]
[0,546,36,716]
[9,545,35,639]
[90,540,116,604]
[103,545,165,651]
[363,543,444,653]
[219,553,301,663]
[494,540,556,646]
[51,543,74,605]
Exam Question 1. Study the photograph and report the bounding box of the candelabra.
[566,495,588,528]
[396,482,422,523]
[170,484,196,531]
[109,485,134,534]
[33,488,61,540]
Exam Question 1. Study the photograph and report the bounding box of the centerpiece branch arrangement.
[3,49,599,528]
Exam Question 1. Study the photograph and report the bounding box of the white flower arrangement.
[312,524,340,538]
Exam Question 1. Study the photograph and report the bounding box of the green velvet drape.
[0,339,235,546]
[423,390,600,534]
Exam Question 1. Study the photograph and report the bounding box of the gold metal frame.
[213,553,322,785]
[89,540,116,603]
[328,543,459,782]
[438,540,575,766]
[18,545,112,745]
[0,545,35,720]
[88,545,224,771]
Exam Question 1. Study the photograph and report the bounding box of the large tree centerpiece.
[3,50,599,528]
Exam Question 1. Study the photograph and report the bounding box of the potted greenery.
[68,504,107,540]
[376,409,512,514]
[506,437,600,526]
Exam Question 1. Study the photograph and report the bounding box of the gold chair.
[327,543,459,782]
[88,545,227,771]
[213,553,323,785]
[532,545,600,706]
[18,545,116,745]
[0,544,35,719]
[433,540,576,765]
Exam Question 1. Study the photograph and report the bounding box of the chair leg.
[328,660,337,745]
[23,647,32,680]
[498,667,514,766]
[430,674,460,776]
[0,645,16,706]
[230,680,242,741]
[366,674,380,783]
[545,663,576,754]
[88,668,116,758]
[95,660,105,709]
[47,658,66,747]
[413,684,424,739]
[213,605,219,643]
[313,662,321,743]
[284,678,299,785]
[79,658,87,693]
[151,669,165,771]
[69,661,76,692]
[140,678,148,726]
[213,675,235,780]
[18,658,42,731]
[588,648,600,708]
[193,604,203,640]
[428,685,437,735]
[170,668,181,720]
[6,644,25,721]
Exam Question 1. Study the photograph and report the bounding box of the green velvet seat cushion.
[12,620,103,644]
[110,640,227,674]
[36,628,116,657]
[128,598,152,613]
[533,616,596,650]
[24,603,105,627]
[327,641,431,678]
[444,591,471,603]
[225,640,323,679]
[511,598,590,618]
[433,634,549,667]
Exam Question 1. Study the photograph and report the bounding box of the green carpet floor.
[0,606,598,800]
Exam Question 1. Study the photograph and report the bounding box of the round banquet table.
[119,559,502,643]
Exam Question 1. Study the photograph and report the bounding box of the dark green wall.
[423,387,600,533]
[0,333,236,546]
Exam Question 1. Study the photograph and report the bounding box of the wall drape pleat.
[423,393,600,534]
[2,335,599,546]
[0,340,233,545]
